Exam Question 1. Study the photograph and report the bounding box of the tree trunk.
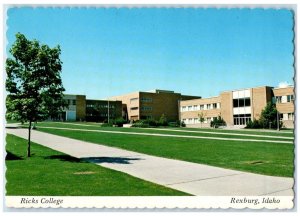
[27,121,32,157]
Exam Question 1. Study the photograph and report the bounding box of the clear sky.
[6,7,294,99]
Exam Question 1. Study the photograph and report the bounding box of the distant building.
[57,94,122,122]
[60,94,86,121]
[55,85,294,128]
[273,86,294,128]
[110,89,201,122]
[180,86,294,128]
[85,99,122,122]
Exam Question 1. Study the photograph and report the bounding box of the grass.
[24,122,294,141]
[37,126,294,177]
[5,134,188,196]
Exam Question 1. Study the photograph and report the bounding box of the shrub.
[101,123,113,127]
[180,121,186,127]
[131,120,150,128]
[210,116,226,128]
[246,119,261,129]
[113,118,127,127]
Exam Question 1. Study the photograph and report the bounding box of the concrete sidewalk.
[6,128,294,196]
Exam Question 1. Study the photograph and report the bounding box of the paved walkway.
[6,128,294,196]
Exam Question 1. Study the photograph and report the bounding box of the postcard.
[3,5,295,210]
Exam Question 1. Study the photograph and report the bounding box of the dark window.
[130,107,138,110]
[239,98,245,107]
[233,99,239,107]
[244,98,250,106]
[233,98,250,107]
[72,100,76,105]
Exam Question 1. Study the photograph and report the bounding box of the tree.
[158,114,168,126]
[245,102,282,129]
[198,112,205,128]
[6,33,66,157]
[259,102,281,129]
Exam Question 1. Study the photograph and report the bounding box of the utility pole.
[108,99,110,124]
[277,111,280,131]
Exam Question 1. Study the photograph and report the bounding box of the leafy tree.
[246,102,282,129]
[158,114,168,126]
[259,102,280,129]
[198,112,205,128]
[6,33,66,157]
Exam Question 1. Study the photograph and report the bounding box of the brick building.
[110,89,201,122]
[180,86,294,128]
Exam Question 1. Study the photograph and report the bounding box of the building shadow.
[5,151,23,160]
[82,157,142,164]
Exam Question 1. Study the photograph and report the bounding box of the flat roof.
[273,85,294,90]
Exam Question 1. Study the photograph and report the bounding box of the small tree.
[259,102,280,129]
[198,112,205,128]
[6,33,66,157]
[158,114,168,126]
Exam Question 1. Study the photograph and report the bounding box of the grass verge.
[5,134,188,196]
[38,127,294,177]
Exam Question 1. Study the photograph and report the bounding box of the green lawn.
[37,126,294,177]
[24,122,294,142]
[5,134,188,196]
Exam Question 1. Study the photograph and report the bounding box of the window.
[141,106,152,111]
[233,98,251,107]
[188,106,193,111]
[72,100,76,105]
[193,105,198,110]
[194,118,198,123]
[276,96,282,103]
[287,95,294,102]
[188,118,193,124]
[130,107,138,110]
[141,98,153,102]
[212,103,217,109]
[181,106,187,112]
[207,104,211,110]
[130,98,138,103]
[199,105,204,110]
[233,114,251,125]
[288,113,294,120]
[141,115,152,119]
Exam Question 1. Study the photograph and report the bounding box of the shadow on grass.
[82,157,142,164]
[5,151,23,160]
[44,155,82,163]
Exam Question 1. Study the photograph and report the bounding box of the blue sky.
[6,7,294,99]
